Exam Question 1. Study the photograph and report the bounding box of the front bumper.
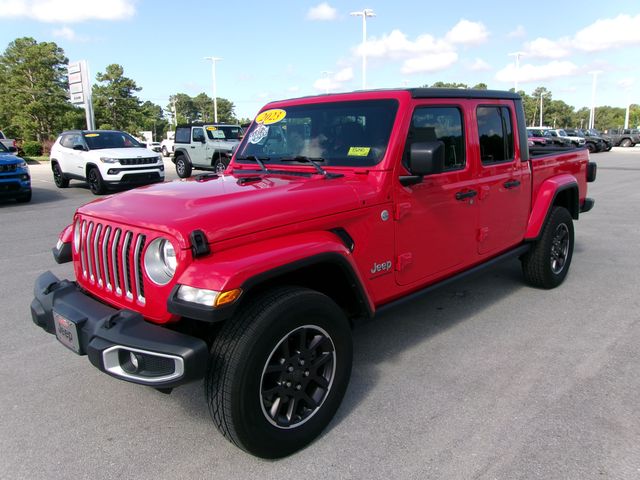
[0,174,30,197]
[30,271,208,388]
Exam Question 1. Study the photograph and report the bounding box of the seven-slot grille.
[77,219,147,304]
[119,157,158,166]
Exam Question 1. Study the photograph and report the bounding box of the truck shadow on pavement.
[166,259,530,437]
[0,186,65,207]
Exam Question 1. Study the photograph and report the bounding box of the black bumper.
[580,197,595,213]
[30,271,209,389]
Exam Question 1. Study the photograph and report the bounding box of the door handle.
[455,189,478,201]
[503,179,521,189]
[190,146,196,149]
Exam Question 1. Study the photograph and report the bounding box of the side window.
[175,127,190,143]
[407,106,465,171]
[477,106,514,164]
[60,134,72,148]
[192,128,205,143]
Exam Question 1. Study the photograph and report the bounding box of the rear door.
[474,103,531,255]
[394,101,478,286]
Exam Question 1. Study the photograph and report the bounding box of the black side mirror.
[140,142,147,148]
[400,141,445,186]
[8,146,17,153]
[73,144,86,151]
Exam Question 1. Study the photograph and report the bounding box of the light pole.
[508,51,525,92]
[204,56,222,123]
[539,91,550,127]
[350,8,375,90]
[588,70,602,130]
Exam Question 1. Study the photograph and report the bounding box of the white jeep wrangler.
[172,124,243,178]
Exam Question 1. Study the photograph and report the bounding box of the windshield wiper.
[236,155,270,173]
[280,156,343,179]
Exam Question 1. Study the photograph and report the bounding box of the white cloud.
[287,86,300,93]
[524,37,572,59]
[401,52,459,74]
[357,29,453,59]
[0,0,135,22]
[507,25,526,39]
[52,26,76,40]
[313,67,353,92]
[307,2,337,21]
[618,78,634,89]
[445,19,489,45]
[495,60,578,84]
[469,58,491,71]
[574,14,640,51]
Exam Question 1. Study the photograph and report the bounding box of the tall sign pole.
[68,60,95,130]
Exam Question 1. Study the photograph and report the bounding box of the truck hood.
[77,172,365,247]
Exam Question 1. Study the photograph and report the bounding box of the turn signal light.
[215,289,242,307]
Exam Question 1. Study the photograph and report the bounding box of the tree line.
[0,37,244,144]
[0,37,637,146]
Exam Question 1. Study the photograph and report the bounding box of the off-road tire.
[620,138,633,148]
[205,287,352,458]
[52,163,69,188]
[87,167,106,195]
[175,154,192,178]
[522,206,574,289]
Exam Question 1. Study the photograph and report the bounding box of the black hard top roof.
[408,88,521,100]
[176,123,241,128]
[60,129,128,135]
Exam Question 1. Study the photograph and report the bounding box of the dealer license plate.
[53,310,81,354]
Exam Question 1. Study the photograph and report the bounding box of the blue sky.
[1,0,639,120]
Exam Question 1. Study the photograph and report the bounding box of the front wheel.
[87,167,106,195]
[521,206,574,289]
[175,155,192,178]
[161,146,169,157]
[620,138,633,148]
[205,287,352,458]
[52,163,69,188]
[586,142,596,153]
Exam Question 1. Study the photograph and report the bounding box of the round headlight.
[144,237,177,285]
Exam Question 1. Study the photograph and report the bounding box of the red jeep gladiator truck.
[31,89,596,458]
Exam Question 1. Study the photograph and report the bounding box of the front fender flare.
[525,174,578,240]
[169,231,373,321]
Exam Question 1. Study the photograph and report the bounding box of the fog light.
[130,351,140,370]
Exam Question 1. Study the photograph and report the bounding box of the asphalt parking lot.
[1,148,639,479]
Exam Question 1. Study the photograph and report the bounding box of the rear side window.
[175,127,191,144]
[477,106,514,164]
[406,106,465,171]
[60,134,73,148]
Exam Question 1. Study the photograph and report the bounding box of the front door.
[394,103,478,287]
[190,127,208,166]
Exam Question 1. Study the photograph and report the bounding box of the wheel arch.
[173,148,192,163]
[525,175,579,241]
[85,162,100,178]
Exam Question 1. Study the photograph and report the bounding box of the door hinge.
[477,227,489,242]
[394,202,412,220]
[396,252,413,271]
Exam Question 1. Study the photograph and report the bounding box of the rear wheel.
[521,206,574,289]
[87,167,106,195]
[205,287,352,458]
[161,146,169,157]
[175,155,192,178]
[620,138,633,147]
[52,163,69,188]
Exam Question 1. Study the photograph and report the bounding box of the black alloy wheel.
[52,163,69,188]
[87,167,106,195]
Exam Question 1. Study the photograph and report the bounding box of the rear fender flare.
[525,174,578,240]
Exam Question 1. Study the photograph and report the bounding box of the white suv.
[50,130,165,194]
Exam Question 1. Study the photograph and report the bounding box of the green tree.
[139,100,168,141]
[168,93,197,124]
[92,64,141,131]
[0,37,71,141]
[472,82,488,90]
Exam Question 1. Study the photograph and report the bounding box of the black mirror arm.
[399,175,423,187]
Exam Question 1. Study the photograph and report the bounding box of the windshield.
[83,131,142,150]
[236,99,399,167]
[206,125,243,141]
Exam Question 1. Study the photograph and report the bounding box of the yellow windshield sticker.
[206,126,217,131]
[85,133,99,137]
[348,147,370,156]
[255,109,286,125]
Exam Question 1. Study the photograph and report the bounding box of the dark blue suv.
[0,142,31,203]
